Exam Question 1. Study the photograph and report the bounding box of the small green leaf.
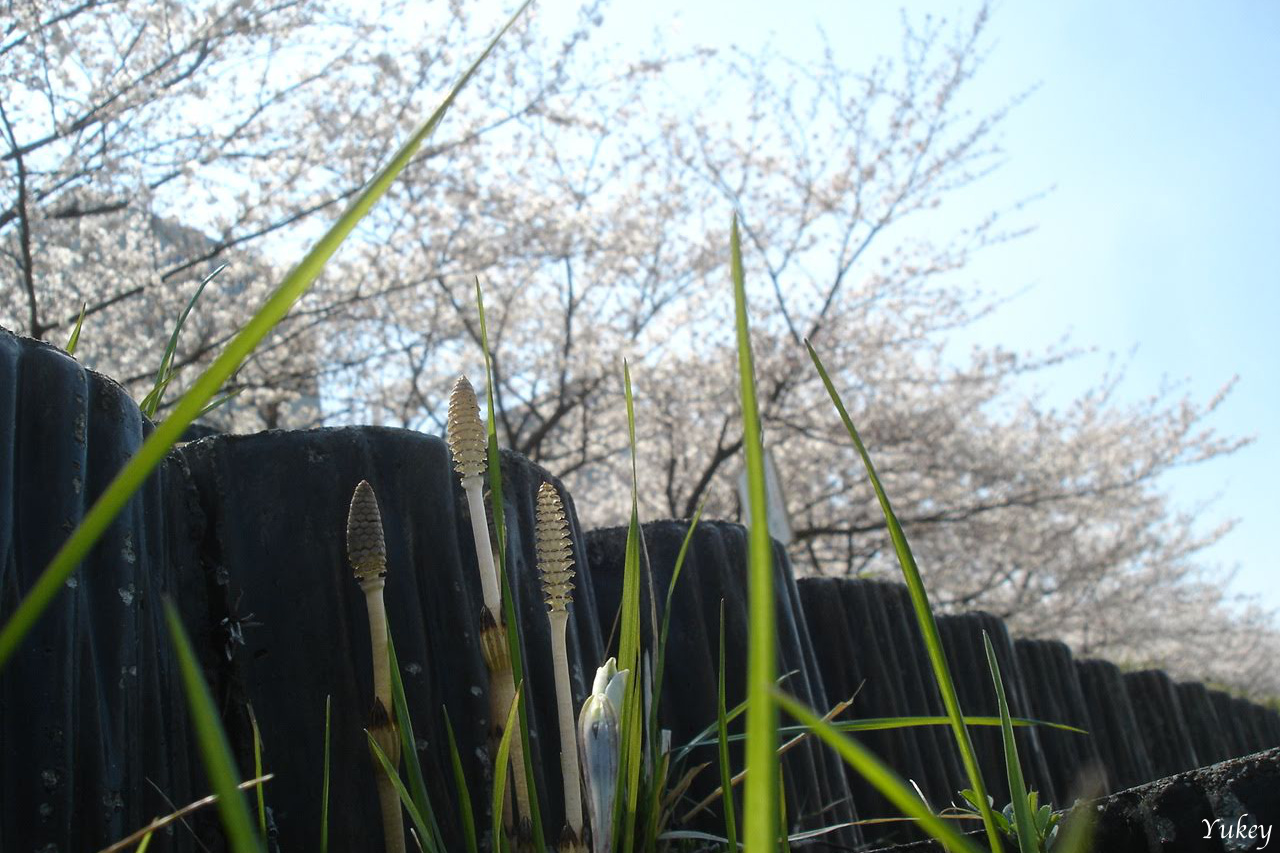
[247,704,267,837]
[717,601,738,851]
[491,683,524,853]
[388,630,444,852]
[320,695,331,853]
[444,709,479,853]
[368,730,433,848]
[64,301,87,355]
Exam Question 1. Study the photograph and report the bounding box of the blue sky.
[561,1,1279,612]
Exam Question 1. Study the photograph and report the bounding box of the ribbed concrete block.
[935,612,1056,805]
[1076,659,1156,790]
[1175,681,1233,767]
[1124,670,1200,779]
[1016,638,1105,798]
[0,329,212,852]
[178,430,605,851]
[875,580,967,806]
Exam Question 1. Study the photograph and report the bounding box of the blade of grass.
[774,690,984,853]
[247,704,267,838]
[444,710,479,853]
[0,0,533,671]
[717,601,738,851]
[983,631,1036,853]
[196,388,244,420]
[140,264,225,418]
[672,670,801,763]
[650,501,706,741]
[491,683,524,853]
[135,833,153,853]
[163,599,262,853]
[643,502,705,853]
[368,731,433,850]
[617,360,646,853]
[98,776,273,853]
[476,279,546,852]
[707,715,1086,746]
[777,765,790,853]
[321,695,331,853]
[804,340,1001,851]
[475,278,506,561]
[730,214,780,852]
[64,301,87,355]
[388,630,445,853]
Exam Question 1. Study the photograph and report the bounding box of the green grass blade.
[163,599,262,853]
[476,278,547,853]
[777,765,790,853]
[64,301,87,355]
[135,832,154,853]
[368,731,434,849]
[804,340,1001,851]
[502,575,549,849]
[444,710,479,853]
[196,388,244,420]
[644,502,705,853]
[321,695,331,853]
[388,630,445,853]
[618,360,646,853]
[247,705,267,838]
[774,691,984,853]
[650,500,706,741]
[643,748,670,853]
[475,278,507,561]
[672,670,802,763]
[984,632,1036,853]
[717,601,738,851]
[731,214,779,852]
[491,682,524,853]
[0,0,533,672]
[141,264,224,418]
[709,715,1086,746]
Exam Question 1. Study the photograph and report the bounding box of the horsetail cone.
[535,483,575,612]
[447,375,488,479]
[536,482,584,842]
[448,375,502,617]
[346,480,404,853]
[448,374,530,831]
[347,480,388,583]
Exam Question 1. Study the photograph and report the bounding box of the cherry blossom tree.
[3,0,1273,696]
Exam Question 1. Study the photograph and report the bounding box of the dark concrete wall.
[2,326,1277,851]
[0,331,215,852]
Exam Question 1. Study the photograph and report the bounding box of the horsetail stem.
[536,483,584,850]
[448,375,501,617]
[447,374,531,838]
[347,480,406,853]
